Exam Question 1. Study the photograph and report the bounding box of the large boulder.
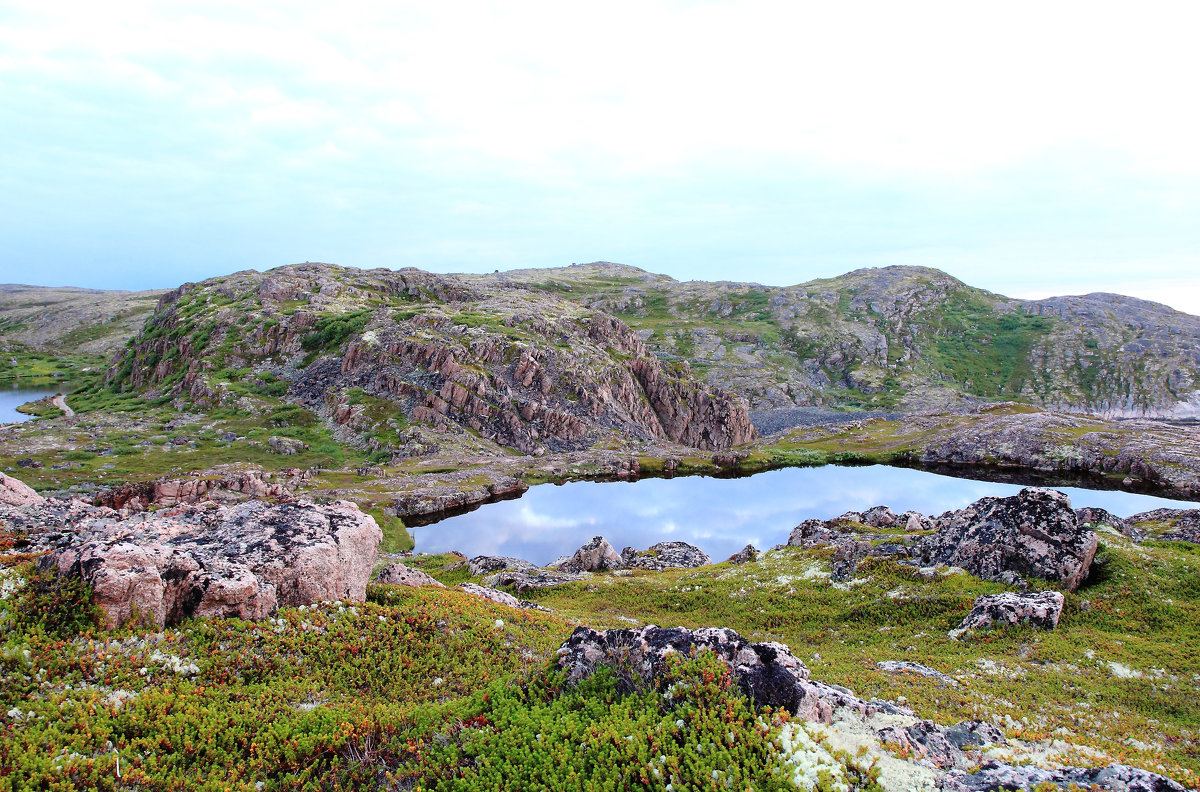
[919,488,1097,590]
[41,499,381,628]
[949,591,1065,640]
[620,541,710,570]
[557,625,906,723]
[558,536,624,572]
[0,473,43,509]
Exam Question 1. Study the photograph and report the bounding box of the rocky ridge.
[494,262,1200,418]
[106,263,754,457]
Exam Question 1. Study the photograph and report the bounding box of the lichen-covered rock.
[949,591,1065,639]
[875,660,959,687]
[41,499,381,628]
[373,563,445,588]
[831,538,871,582]
[1075,506,1133,537]
[620,541,710,570]
[456,582,541,610]
[726,544,758,564]
[0,473,43,509]
[267,436,309,455]
[920,488,1097,590]
[486,568,587,594]
[467,555,539,576]
[942,760,1186,792]
[558,536,624,573]
[556,625,908,723]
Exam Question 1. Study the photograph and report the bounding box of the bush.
[9,566,103,638]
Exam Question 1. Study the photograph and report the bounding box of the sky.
[2,1,1199,313]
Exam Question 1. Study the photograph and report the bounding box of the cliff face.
[492,263,1200,418]
[106,263,755,455]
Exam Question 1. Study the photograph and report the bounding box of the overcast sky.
[3,1,1199,312]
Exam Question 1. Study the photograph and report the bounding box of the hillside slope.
[0,284,164,355]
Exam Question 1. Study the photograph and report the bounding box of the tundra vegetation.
[1,261,1199,789]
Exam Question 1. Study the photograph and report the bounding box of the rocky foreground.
[5,465,1198,788]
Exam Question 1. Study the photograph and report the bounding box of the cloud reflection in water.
[411,465,1196,565]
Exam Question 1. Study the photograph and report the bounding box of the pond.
[410,464,1198,565]
[0,386,60,424]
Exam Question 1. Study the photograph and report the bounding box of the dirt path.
[52,394,75,418]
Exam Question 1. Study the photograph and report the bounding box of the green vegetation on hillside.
[922,293,1053,397]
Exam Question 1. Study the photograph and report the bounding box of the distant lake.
[0,386,59,424]
[411,464,1198,565]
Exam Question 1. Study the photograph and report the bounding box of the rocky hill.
[20,260,1200,423]
[104,263,755,457]
[490,263,1200,418]
[0,284,164,355]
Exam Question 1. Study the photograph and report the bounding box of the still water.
[411,465,1197,565]
[0,386,58,424]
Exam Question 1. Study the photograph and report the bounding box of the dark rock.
[218,431,238,442]
[950,591,1065,639]
[876,720,961,769]
[1076,506,1141,540]
[726,544,758,564]
[861,505,900,527]
[941,720,1007,750]
[831,538,871,581]
[15,458,41,469]
[620,541,710,570]
[919,488,1097,590]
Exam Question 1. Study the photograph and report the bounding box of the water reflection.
[412,465,1198,565]
[0,387,59,424]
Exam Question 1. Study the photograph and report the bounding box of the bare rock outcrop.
[557,536,624,573]
[726,544,758,564]
[456,582,542,610]
[919,488,1097,591]
[620,541,710,570]
[556,624,896,723]
[942,761,1185,792]
[949,591,1066,640]
[373,562,445,588]
[0,472,43,509]
[96,469,313,511]
[40,499,381,628]
[467,555,539,577]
